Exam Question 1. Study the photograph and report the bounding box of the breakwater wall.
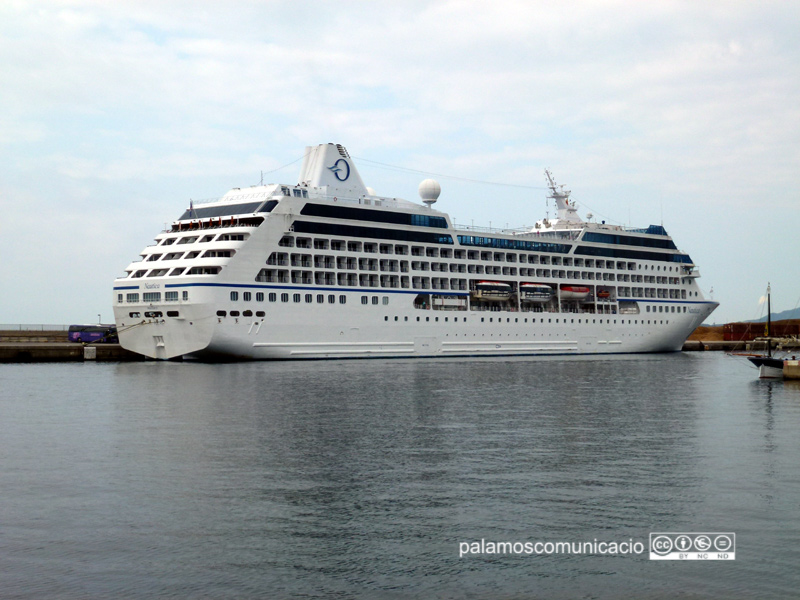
[0,331,143,362]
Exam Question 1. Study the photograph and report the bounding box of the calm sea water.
[1,353,799,599]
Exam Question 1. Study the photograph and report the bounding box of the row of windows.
[158,232,248,247]
[176,199,278,221]
[252,267,694,298]
[266,254,685,283]
[127,310,181,318]
[216,294,685,323]
[575,245,692,264]
[299,203,448,229]
[130,266,221,278]
[121,291,189,303]
[292,221,454,245]
[227,287,691,315]
[230,291,348,304]
[380,315,674,326]
[213,301,679,328]
[210,305,677,328]
[457,234,570,254]
[582,231,678,250]
[146,249,236,262]
[255,269,470,291]
[273,237,688,272]
[217,310,266,318]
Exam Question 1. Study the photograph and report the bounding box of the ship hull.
[114,285,718,360]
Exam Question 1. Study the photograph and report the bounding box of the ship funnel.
[298,143,369,199]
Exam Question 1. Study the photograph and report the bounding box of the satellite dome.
[418,179,441,207]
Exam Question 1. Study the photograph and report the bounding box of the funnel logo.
[650,532,735,560]
[328,158,350,182]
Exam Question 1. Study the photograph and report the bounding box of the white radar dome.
[418,178,441,207]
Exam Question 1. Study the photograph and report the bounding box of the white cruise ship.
[112,143,718,360]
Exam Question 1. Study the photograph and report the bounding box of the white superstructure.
[112,143,718,360]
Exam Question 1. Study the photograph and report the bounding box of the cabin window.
[293,294,301,303]
[256,292,264,302]
[127,293,139,303]
[269,293,277,302]
[281,293,289,302]
[243,292,251,301]
[182,291,188,301]
[339,295,347,304]
[256,311,265,317]
[165,291,179,302]
[217,310,226,317]
[230,311,240,317]
[230,292,239,301]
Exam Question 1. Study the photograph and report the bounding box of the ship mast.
[543,169,582,226]
[767,283,772,358]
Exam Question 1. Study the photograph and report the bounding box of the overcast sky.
[2,0,798,325]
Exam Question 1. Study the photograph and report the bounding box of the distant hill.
[749,306,800,323]
[704,306,800,327]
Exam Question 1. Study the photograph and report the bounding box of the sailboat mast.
[767,283,772,358]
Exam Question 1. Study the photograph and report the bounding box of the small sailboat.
[745,284,784,379]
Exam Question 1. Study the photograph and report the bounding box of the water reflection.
[1,354,799,598]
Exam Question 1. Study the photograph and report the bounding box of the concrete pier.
[0,330,143,362]
[784,360,800,380]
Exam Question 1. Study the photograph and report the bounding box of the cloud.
[1,0,799,323]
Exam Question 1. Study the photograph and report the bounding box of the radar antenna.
[543,169,581,224]
[545,169,571,205]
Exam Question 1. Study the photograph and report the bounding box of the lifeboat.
[520,283,553,302]
[559,284,590,300]
[472,281,513,301]
[596,289,611,299]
